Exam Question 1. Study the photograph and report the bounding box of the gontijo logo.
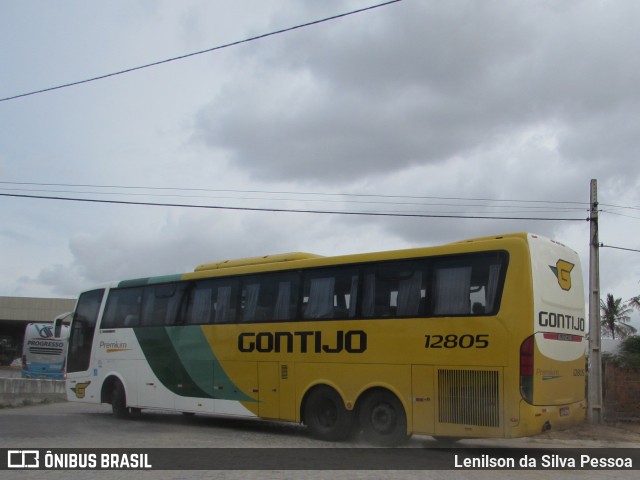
[70,381,91,399]
[549,259,574,291]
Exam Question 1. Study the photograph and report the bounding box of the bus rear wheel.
[358,390,408,446]
[111,381,129,419]
[304,386,354,442]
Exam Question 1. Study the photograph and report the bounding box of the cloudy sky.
[1,0,639,328]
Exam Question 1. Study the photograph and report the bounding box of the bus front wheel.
[303,386,354,442]
[111,381,129,419]
[358,390,408,446]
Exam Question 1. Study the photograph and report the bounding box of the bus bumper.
[22,371,64,380]
[511,399,587,437]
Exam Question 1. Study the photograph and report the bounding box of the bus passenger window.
[362,261,427,318]
[432,252,506,316]
[141,283,189,326]
[214,285,236,323]
[240,273,299,323]
[305,277,335,319]
[433,266,472,315]
[302,268,358,320]
[103,288,143,328]
[187,285,213,324]
[186,279,239,324]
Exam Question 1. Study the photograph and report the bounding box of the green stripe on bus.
[133,326,255,402]
[165,326,254,402]
[133,327,211,399]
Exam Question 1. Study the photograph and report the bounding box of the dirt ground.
[3,367,638,447]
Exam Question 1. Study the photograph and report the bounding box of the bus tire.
[358,390,408,446]
[304,386,354,442]
[111,381,129,419]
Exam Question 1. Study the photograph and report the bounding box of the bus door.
[258,362,280,419]
[66,289,105,403]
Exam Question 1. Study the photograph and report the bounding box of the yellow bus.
[66,232,586,445]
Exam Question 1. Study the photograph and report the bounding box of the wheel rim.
[369,402,397,434]
[316,399,338,428]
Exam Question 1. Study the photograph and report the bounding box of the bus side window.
[186,279,239,324]
[103,288,143,328]
[240,273,299,323]
[362,261,427,318]
[302,268,359,320]
[432,252,507,316]
[141,283,189,326]
[187,282,213,324]
[433,264,472,315]
[475,260,504,315]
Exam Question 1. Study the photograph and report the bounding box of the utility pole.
[587,179,603,423]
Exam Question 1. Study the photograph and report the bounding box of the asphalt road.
[1,401,637,480]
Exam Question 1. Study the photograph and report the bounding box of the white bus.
[22,313,71,380]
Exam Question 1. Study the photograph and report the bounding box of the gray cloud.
[193,1,640,183]
[3,1,640,309]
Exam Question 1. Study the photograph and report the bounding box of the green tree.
[600,293,637,339]
[629,294,640,311]
[617,335,640,367]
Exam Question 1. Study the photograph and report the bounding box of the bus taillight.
[520,335,534,404]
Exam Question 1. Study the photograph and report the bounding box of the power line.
[0,192,589,221]
[0,186,588,213]
[600,210,640,221]
[600,203,640,212]
[0,181,590,208]
[0,184,591,217]
[600,244,640,254]
[0,0,403,103]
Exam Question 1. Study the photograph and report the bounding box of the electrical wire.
[0,188,588,214]
[0,0,403,103]
[600,202,640,212]
[600,210,640,221]
[0,186,588,213]
[0,192,589,221]
[0,181,590,210]
[600,244,640,254]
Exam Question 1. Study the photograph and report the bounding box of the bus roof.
[109,232,549,288]
[182,232,536,280]
[448,232,529,244]
[194,252,323,272]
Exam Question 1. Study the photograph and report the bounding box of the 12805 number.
[424,334,489,349]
